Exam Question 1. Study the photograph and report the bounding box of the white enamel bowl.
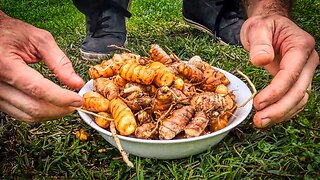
[77,68,253,159]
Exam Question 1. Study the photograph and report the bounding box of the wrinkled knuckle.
[26,104,42,119]
[31,29,55,53]
[289,71,300,83]
[36,29,55,46]
[60,58,72,69]
[304,35,316,48]
[248,19,265,31]
[268,88,281,98]
[40,30,54,41]
[297,35,316,54]
[26,83,45,97]
[50,56,73,75]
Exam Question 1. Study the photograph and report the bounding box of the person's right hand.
[240,15,319,128]
[0,12,85,123]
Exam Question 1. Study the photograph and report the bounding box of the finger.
[0,62,83,107]
[0,99,33,121]
[283,93,309,120]
[255,49,318,110]
[253,50,318,128]
[281,83,312,120]
[0,81,76,122]
[240,19,275,66]
[30,29,84,90]
[263,54,281,76]
[254,93,308,128]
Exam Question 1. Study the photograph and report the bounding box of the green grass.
[0,0,319,179]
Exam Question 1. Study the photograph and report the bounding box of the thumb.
[31,29,84,90]
[241,18,275,67]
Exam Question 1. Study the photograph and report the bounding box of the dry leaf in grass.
[75,129,89,141]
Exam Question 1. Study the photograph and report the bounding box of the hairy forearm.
[242,0,292,17]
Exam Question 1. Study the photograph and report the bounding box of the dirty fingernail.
[261,118,271,127]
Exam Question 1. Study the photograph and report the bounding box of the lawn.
[0,0,319,179]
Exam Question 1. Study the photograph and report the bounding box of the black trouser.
[73,0,129,16]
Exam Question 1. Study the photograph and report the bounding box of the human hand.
[240,15,319,128]
[0,12,85,123]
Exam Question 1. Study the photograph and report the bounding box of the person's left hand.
[0,12,85,123]
[240,15,319,128]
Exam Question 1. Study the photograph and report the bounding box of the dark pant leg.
[72,0,106,15]
[73,0,130,16]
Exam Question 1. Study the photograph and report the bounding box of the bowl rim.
[78,67,253,144]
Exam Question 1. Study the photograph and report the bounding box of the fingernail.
[71,100,83,107]
[261,118,271,127]
[73,74,84,82]
[72,74,85,88]
[251,50,272,66]
[252,51,268,59]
